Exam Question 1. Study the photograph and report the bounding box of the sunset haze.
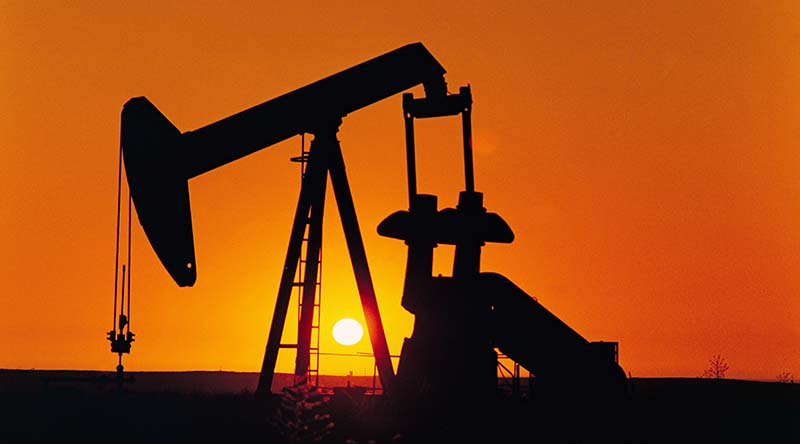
[2,1,798,381]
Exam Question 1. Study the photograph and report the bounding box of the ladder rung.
[279,344,298,349]
[293,283,320,288]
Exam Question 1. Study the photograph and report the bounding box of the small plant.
[701,354,729,379]
[269,383,334,443]
[776,372,793,383]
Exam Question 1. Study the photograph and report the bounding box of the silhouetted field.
[1,370,797,443]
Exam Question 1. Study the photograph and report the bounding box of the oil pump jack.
[120,43,627,412]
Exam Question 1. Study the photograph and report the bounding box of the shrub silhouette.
[701,354,729,379]
[776,372,793,383]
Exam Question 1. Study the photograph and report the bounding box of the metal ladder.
[289,134,322,386]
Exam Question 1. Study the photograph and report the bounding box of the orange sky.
[2,1,798,380]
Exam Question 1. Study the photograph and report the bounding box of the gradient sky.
[2,1,798,380]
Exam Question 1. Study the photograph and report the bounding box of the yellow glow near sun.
[332,318,363,346]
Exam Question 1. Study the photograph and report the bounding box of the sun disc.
[332,318,363,346]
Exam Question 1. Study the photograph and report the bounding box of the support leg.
[257,141,329,396]
[327,136,395,391]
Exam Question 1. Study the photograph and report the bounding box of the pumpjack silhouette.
[119,42,627,432]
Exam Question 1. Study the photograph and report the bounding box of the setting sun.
[332,318,364,346]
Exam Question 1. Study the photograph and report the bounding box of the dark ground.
[0,371,797,443]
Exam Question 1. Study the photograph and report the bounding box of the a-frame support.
[256,126,395,396]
